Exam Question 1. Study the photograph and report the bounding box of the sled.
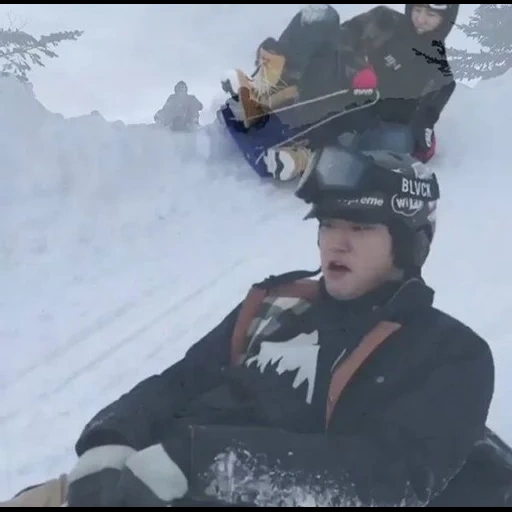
[2,424,510,507]
[426,426,512,507]
[214,86,381,180]
[176,425,512,507]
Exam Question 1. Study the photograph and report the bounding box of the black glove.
[66,445,136,507]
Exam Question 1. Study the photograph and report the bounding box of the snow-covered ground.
[1,49,512,506]
[0,4,478,123]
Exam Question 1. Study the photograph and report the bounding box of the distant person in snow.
[5,148,511,507]
[154,80,203,132]
[220,4,458,181]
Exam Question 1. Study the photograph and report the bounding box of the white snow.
[1,29,512,505]
[203,447,355,507]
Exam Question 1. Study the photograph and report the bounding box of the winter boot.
[262,145,315,182]
[221,37,299,129]
[221,5,342,129]
[0,475,68,507]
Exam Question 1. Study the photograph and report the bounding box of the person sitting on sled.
[154,80,204,132]
[219,4,458,181]
[6,148,512,508]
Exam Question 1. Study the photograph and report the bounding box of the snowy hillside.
[1,70,512,498]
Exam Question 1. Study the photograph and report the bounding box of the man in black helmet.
[43,147,506,509]
[154,80,203,132]
[219,4,458,181]
[5,150,508,507]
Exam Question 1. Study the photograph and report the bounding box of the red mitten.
[351,66,378,90]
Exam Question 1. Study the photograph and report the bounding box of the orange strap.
[326,320,401,427]
[230,280,319,365]
[230,286,267,366]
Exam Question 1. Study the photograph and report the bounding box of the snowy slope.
[1,68,512,498]
[0,4,477,123]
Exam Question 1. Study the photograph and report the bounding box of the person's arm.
[411,58,457,162]
[416,79,456,128]
[154,94,178,124]
[74,302,242,455]
[178,326,493,507]
[191,95,203,111]
[66,302,243,507]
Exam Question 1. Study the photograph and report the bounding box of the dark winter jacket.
[337,5,458,139]
[269,5,458,154]
[75,271,496,507]
[154,93,203,131]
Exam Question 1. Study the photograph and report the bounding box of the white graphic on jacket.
[245,331,320,404]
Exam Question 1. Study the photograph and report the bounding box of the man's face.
[318,217,400,300]
[411,5,444,34]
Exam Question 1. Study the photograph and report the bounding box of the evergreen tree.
[449,4,512,81]
[0,20,83,84]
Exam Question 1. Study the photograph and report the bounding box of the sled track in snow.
[0,172,307,426]
[0,256,249,424]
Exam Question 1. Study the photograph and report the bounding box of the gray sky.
[0,4,478,123]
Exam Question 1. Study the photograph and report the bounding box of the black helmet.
[295,146,440,273]
[174,80,188,93]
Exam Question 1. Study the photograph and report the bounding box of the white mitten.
[110,443,188,507]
